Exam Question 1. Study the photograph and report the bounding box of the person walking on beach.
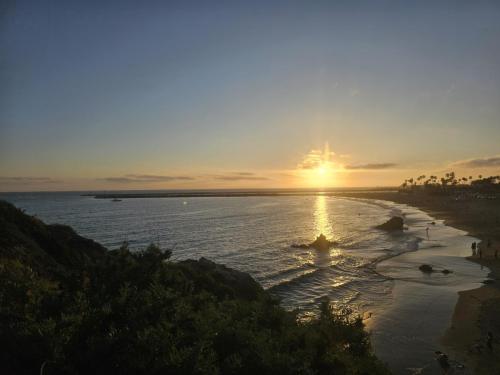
[426,227,430,239]
[471,242,477,256]
[435,351,450,374]
[487,332,493,351]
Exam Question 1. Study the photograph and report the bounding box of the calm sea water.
[1,191,418,313]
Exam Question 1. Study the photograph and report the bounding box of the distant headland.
[84,187,398,199]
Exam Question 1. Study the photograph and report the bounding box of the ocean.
[1,192,409,311]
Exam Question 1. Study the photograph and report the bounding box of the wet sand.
[360,201,487,374]
[335,191,500,374]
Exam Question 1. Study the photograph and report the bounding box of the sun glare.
[307,163,334,187]
[297,143,340,188]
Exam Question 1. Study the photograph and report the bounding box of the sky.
[1,0,500,191]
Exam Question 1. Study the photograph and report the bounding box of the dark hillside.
[0,200,106,276]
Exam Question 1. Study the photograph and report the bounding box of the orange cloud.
[298,143,337,170]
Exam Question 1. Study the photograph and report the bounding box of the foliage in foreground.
[0,200,389,374]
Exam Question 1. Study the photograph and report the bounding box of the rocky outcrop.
[376,216,404,231]
[419,264,453,274]
[309,234,336,251]
[292,234,337,251]
[419,264,434,273]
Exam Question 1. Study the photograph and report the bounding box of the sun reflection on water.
[314,195,333,239]
[312,195,343,260]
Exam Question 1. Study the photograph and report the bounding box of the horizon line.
[0,186,400,195]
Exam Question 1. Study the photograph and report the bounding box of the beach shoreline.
[333,191,500,374]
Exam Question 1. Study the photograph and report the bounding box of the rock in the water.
[376,216,404,231]
[419,264,434,273]
[418,265,453,274]
[291,234,337,251]
[309,234,335,251]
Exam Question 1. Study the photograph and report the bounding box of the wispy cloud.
[0,176,61,184]
[452,156,500,169]
[231,172,255,176]
[298,143,399,172]
[213,176,269,181]
[344,163,397,170]
[211,172,269,181]
[127,174,194,181]
[98,174,195,183]
[98,173,270,183]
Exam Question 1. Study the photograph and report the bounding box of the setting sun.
[302,163,336,188]
[316,165,327,176]
[296,143,339,188]
[316,165,334,187]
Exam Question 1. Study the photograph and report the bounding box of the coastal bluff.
[0,199,106,275]
[0,200,389,375]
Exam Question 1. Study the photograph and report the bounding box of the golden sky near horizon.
[1,142,498,191]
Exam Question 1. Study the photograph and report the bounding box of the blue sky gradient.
[1,0,499,190]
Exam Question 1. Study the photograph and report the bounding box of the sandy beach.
[334,191,500,374]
